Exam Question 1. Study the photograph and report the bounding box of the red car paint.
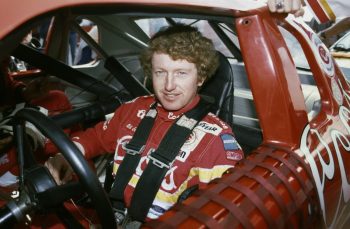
[1,0,349,228]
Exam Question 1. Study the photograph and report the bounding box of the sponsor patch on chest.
[176,129,206,162]
[196,121,222,135]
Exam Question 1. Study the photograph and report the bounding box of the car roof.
[0,0,266,39]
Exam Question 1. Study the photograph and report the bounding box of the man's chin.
[160,101,182,111]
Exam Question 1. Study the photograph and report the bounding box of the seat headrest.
[199,51,234,125]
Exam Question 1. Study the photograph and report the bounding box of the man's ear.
[197,78,204,87]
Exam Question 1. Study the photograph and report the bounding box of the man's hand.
[45,153,74,185]
[267,0,304,15]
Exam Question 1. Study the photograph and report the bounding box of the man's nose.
[165,75,176,91]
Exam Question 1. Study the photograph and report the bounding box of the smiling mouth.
[163,93,178,100]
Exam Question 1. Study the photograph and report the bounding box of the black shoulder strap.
[128,97,212,222]
[109,102,157,211]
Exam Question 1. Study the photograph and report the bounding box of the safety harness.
[109,97,212,227]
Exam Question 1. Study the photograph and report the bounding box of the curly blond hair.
[140,24,219,86]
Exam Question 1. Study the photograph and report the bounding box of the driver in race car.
[45,24,244,227]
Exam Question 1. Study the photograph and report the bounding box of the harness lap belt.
[109,97,213,224]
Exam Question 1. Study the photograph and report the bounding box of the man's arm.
[45,104,126,184]
[195,132,244,189]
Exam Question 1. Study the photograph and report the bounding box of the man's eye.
[154,71,167,77]
[176,71,187,77]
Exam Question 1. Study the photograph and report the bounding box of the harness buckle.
[113,208,127,225]
[122,142,145,155]
[148,154,172,169]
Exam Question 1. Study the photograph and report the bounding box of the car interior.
[0,4,324,227]
[4,4,324,166]
[7,11,267,155]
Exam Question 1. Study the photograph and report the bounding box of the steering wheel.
[1,108,116,228]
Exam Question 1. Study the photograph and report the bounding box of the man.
[45,24,244,226]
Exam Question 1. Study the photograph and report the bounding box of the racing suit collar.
[156,95,200,120]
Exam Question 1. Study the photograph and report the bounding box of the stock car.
[0,0,350,228]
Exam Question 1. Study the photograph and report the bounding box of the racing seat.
[200,52,262,154]
[200,51,234,127]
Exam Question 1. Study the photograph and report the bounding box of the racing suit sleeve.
[71,103,128,159]
[195,131,244,189]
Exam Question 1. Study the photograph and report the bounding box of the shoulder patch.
[220,134,240,151]
[226,151,243,161]
[207,113,229,130]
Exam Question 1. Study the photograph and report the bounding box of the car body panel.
[237,13,308,147]
[0,0,265,40]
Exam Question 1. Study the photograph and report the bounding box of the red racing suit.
[73,95,244,220]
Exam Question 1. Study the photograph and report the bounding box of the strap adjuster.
[122,143,145,155]
[148,154,172,169]
[121,214,142,228]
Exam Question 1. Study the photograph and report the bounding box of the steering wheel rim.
[14,108,116,228]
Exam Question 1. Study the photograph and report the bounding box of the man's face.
[151,52,203,111]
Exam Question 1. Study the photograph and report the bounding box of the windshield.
[279,27,310,70]
[331,32,350,52]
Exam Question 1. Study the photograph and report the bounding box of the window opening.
[69,18,99,66]
[280,27,321,121]
[135,18,169,38]
[9,17,54,73]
